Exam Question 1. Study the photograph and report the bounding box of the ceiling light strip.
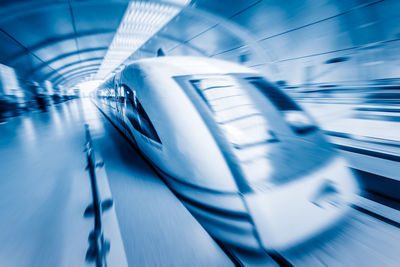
[95,0,188,79]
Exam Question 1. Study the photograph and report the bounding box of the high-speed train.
[94,56,358,251]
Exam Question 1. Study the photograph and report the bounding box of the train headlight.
[284,110,317,134]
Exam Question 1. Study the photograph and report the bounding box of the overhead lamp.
[95,0,189,79]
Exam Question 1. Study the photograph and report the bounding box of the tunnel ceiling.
[0,0,131,88]
[0,0,398,89]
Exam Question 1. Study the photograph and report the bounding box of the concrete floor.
[0,99,232,267]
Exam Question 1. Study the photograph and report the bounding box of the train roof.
[126,56,257,77]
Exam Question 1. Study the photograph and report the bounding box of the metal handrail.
[84,124,112,267]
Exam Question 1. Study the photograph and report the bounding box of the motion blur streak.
[0,0,399,266]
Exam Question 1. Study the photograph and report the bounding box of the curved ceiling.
[0,0,398,89]
[0,0,129,87]
[0,0,197,88]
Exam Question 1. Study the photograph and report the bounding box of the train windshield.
[189,74,317,184]
[245,77,300,111]
[190,76,278,148]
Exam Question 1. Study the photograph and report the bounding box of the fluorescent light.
[95,0,189,79]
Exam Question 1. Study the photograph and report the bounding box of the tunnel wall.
[131,0,400,87]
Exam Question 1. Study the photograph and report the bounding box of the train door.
[116,85,124,116]
[121,85,140,143]
[114,74,122,115]
[114,73,125,131]
[106,77,116,116]
[116,84,125,132]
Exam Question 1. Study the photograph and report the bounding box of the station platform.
[0,98,232,266]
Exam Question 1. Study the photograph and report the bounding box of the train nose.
[243,157,358,251]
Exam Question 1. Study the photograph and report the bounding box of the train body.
[94,56,358,251]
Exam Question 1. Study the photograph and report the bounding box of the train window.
[136,100,161,143]
[125,88,141,132]
[117,86,125,103]
[247,77,317,134]
[246,77,301,111]
[124,86,161,143]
